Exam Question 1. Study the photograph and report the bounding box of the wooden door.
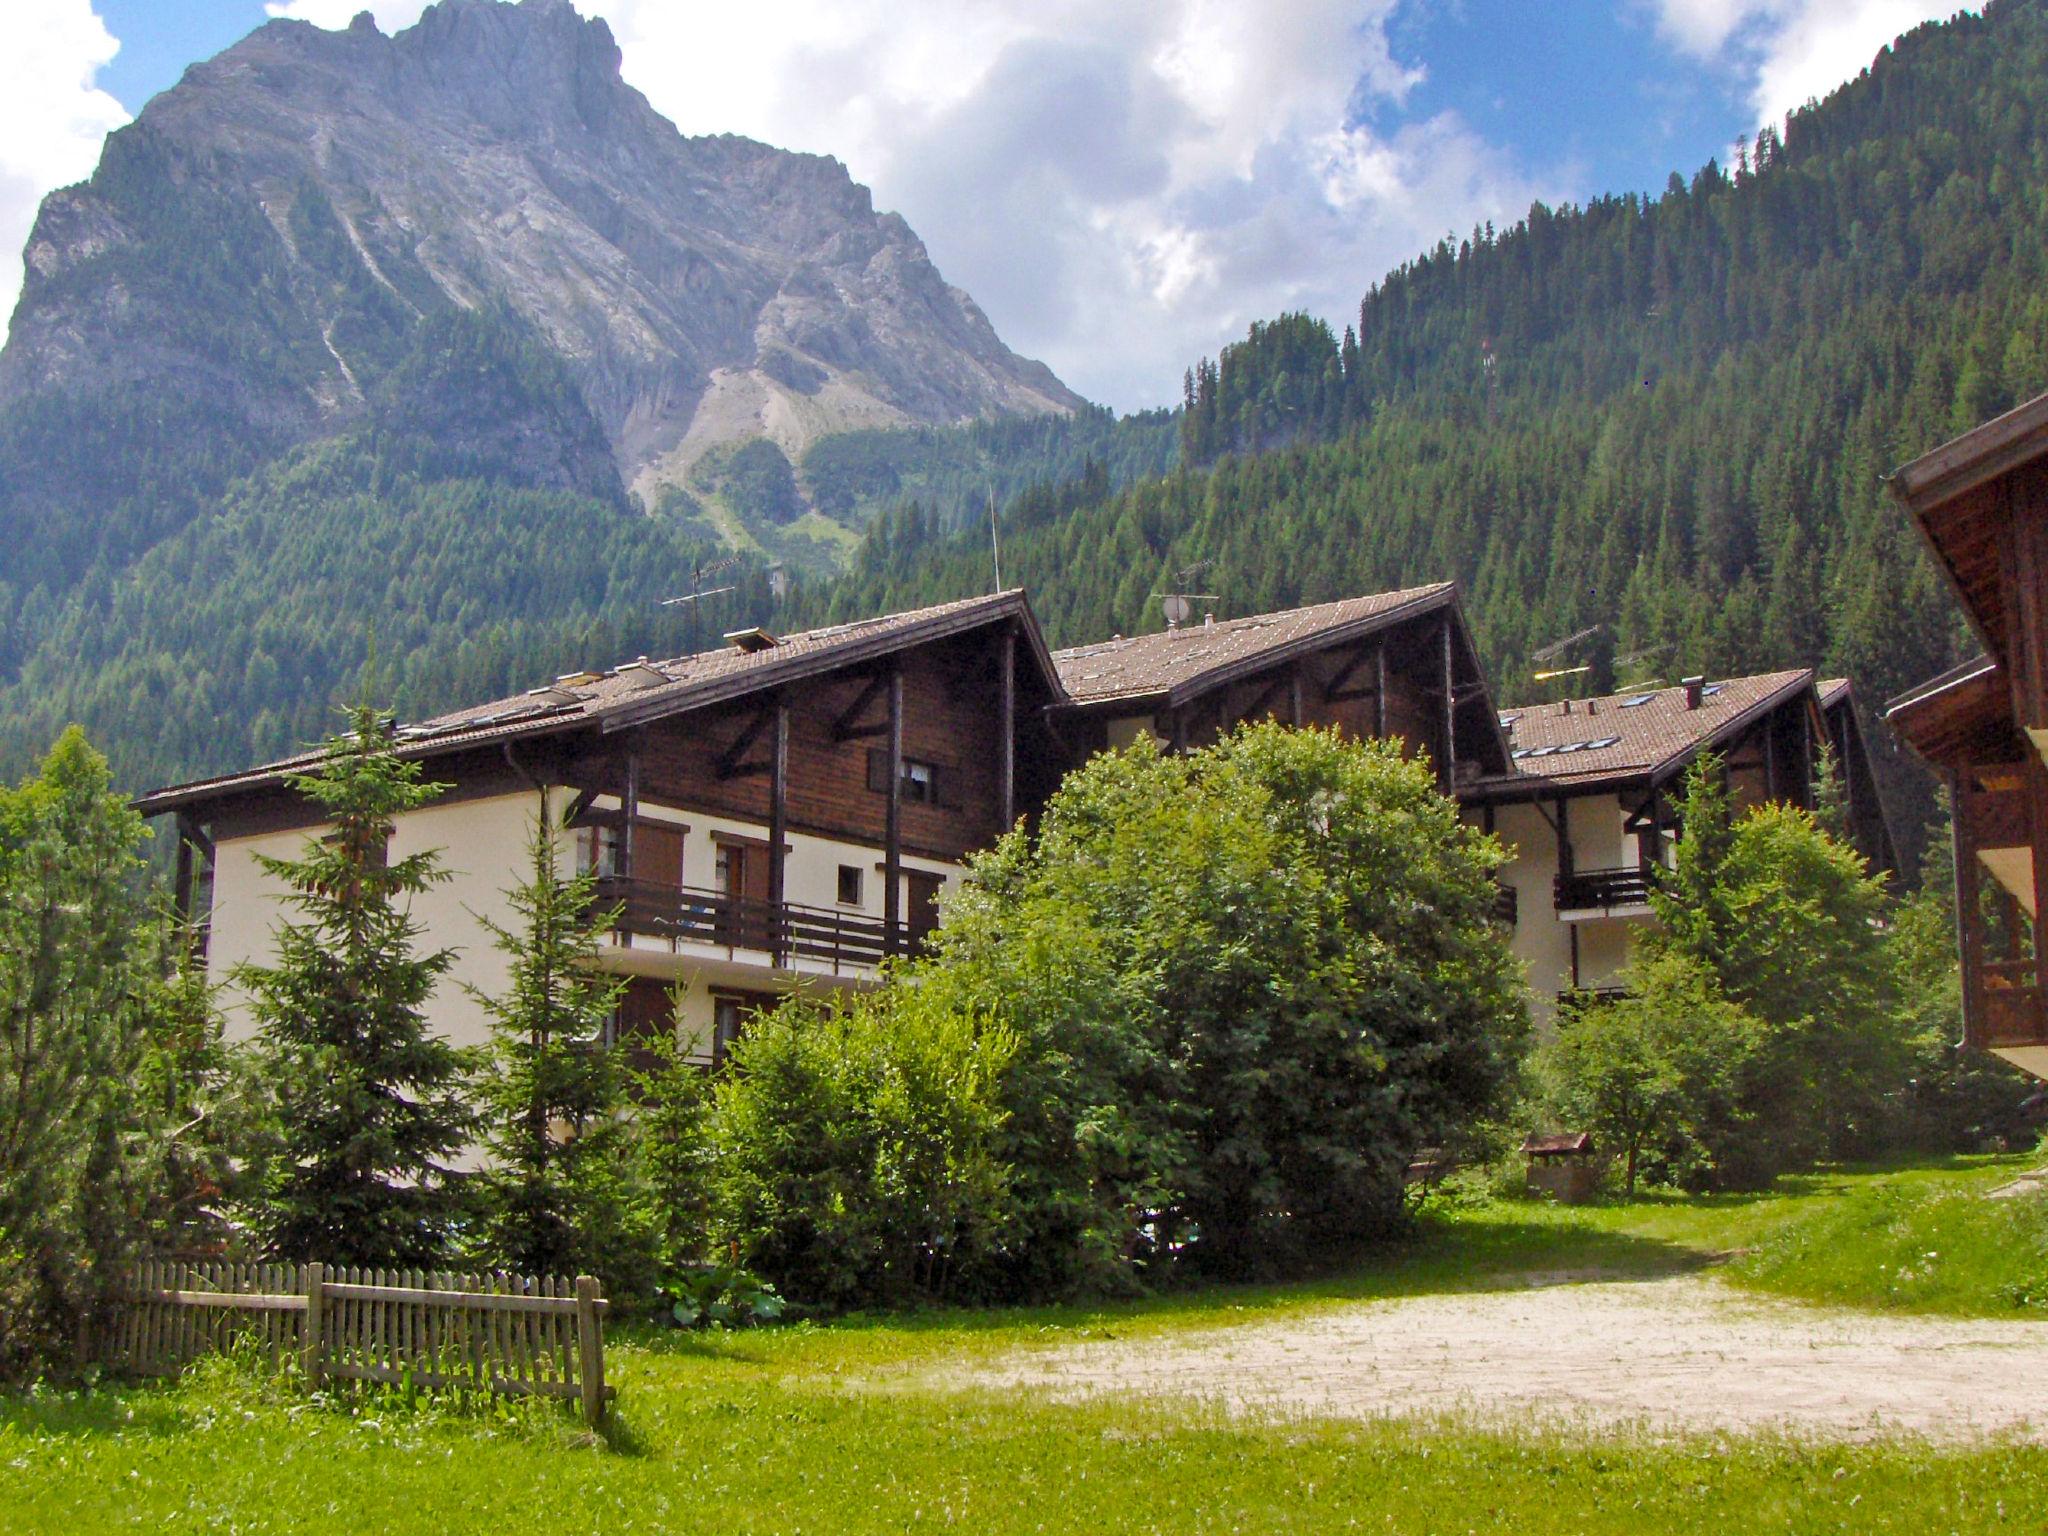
[716,838,774,949]
[906,870,943,952]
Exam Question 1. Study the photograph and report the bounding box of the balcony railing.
[1491,882,1518,927]
[1553,866,1654,912]
[594,877,917,974]
[1975,959,2048,1052]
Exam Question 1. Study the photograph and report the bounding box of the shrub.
[707,987,1015,1309]
[921,723,1529,1289]
[1536,952,1761,1194]
[0,729,188,1377]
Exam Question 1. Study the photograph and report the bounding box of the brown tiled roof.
[1471,670,1814,796]
[137,590,1049,815]
[1818,677,1852,711]
[1050,584,1454,707]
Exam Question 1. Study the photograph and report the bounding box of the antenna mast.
[660,553,743,655]
[988,482,1002,592]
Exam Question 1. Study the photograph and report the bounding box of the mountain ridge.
[0,0,1080,591]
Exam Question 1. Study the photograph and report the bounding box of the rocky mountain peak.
[1,0,1081,522]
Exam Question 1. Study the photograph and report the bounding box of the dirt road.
[940,1273,2048,1440]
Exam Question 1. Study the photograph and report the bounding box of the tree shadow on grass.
[0,1379,196,1442]
[620,1215,1727,1366]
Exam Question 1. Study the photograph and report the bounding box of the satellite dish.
[1161,594,1192,627]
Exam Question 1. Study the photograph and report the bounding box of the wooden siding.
[577,631,1015,864]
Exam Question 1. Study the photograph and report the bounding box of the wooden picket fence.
[109,1260,612,1425]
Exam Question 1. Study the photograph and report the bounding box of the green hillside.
[795,0,2048,858]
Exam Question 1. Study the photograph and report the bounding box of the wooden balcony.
[1491,882,1518,927]
[594,877,916,974]
[1973,959,2048,1052]
[1553,866,1654,912]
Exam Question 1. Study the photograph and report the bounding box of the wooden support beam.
[1237,672,1290,727]
[769,698,789,966]
[1951,768,1987,1050]
[1318,643,1384,704]
[1289,671,1304,728]
[831,674,891,742]
[2030,753,2048,999]
[885,663,903,957]
[621,742,640,877]
[1376,647,1388,737]
[998,629,1016,831]
[716,705,776,781]
[174,837,195,923]
[1441,617,1457,790]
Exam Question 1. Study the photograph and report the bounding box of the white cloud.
[1649,0,1963,126]
[0,1,129,344]
[270,0,1553,411]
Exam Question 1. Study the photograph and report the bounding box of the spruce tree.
[236,697,474,1267]
[467,795,640,1284]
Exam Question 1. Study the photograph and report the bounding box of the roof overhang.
[596,589,1062,733]
[1463,670,1817,804]
[1050,584,1512,774]
[136,590,1065,818]
[1884,654,2018,768]
[1888,390,2048,661]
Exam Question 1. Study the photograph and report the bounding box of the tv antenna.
[1151,559,1219,630]
[1530,623,1604,665]
[660,553,743,654]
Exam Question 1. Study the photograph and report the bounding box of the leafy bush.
[920,723,1529,1291]
[707,987,1015,1309]
[661,1264,785,1329]
[1535,953,1761,1194]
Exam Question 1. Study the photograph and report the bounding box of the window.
[866,750,943,805]
[837,864,864,906]
[576,822,623,878]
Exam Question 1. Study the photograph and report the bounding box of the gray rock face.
[0,0,1082,500]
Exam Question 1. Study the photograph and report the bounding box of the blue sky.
[1,1,1968,408]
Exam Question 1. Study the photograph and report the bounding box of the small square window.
[576,823,623,878]
[837,864,864,906]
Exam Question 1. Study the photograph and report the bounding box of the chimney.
[1586,698,1598,715]
[1559,698,1572,716]
[1203,611,1215,629]
[1682,675,1705,710]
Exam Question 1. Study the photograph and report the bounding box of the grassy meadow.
[3,1153,2044,1535]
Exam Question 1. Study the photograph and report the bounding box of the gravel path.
[938,1274,2048,1441]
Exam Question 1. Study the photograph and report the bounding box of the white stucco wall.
[205,789,553,1050]
[1480,790,1659,1031]
[203,787,964,1056]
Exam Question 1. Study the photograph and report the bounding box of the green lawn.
[3,1155,2044,1534]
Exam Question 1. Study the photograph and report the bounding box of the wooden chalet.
[1462,669,1882,1019]
[139,571,1897,1061]
[137,591,1065,1064]
[1885,389,2048,1079]
[1047,584,1512,789]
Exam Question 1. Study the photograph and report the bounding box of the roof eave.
[1155,585,1455,712]
[596,590,1063,734]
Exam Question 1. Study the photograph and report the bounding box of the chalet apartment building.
[1885,387,2048,1082]
[140,581,1895,1059]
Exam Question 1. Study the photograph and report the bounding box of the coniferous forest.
[800,0,2048,862]
[5,1,2048,865]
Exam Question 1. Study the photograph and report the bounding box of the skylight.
[1619,694,1656,708]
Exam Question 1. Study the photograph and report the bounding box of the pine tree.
[0,728,165,1375]
[467,794,641,1284]
[1812,742,1851,841]
[236,696,475,1267]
